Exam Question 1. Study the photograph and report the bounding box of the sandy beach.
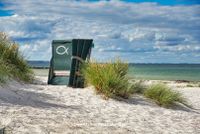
[0,76,200,134]
[1,0,200,133]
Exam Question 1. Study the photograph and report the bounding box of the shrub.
[0,59,10,84]
[0,32,34,83]
[186,84,194,87]
[82,59,133,99]
[131,81,146,94]
[144,83,188,108]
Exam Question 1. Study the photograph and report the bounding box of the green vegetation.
[186,82,200,87]
[144,83,188,108]
[82,59,133,99]
[0,59,10,84]
[130,81,146,94]
[186,84,194,87]
[0,32,34,83]
[82,59,190,108]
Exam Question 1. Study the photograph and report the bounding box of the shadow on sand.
[0,82,81,110]
[115,94,200,114]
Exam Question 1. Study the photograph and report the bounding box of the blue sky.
[0,0,200,63]
[89,0,200,5]
[0,3,12,16]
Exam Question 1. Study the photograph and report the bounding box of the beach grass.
[82,59,134,99]
[0,32,34,83]
[144,83,188,108]
[186,84,194,87]
[130,81,146,94]
[0,59,10,84]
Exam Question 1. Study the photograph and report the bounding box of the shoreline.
[32,68,200,83]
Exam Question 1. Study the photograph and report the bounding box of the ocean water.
[29,61,200,81]
[128,64,200,81]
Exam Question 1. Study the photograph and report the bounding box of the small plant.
[144,83,188,108]
[131,81,146,94]
[186,84,194,87]
[0,32,34,83]
[82,59,133,99]
[0,59,10,84]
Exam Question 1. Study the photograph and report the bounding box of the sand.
[0,76,200,134]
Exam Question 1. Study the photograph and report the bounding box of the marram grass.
[144,83,188,108]
[0,59,10,84]
[130,81,146,94]
[81,59,190,108]
[82,59,134,99]
[0,32,34,83]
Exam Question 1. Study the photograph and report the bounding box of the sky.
[0,0,200,63]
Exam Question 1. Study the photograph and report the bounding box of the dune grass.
[130,81,146,94]
[0,59,10,84]
[82,59,134,99]
[186,84,194,87]
[144,83,188,108]
[0,32,34,83]
[82,59,189,108]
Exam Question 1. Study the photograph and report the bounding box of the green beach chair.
[0,127,5,134]
[48,39,93,88]
[69,39,93,88]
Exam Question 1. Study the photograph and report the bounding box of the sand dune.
[0,76,200,134]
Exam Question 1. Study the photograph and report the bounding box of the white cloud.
[0,0,199,63]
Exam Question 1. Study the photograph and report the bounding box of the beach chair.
[0,127,5,134]
[48,39,93,88]
[68,39,93,88]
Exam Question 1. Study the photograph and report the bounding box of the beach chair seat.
[53,70,70,76]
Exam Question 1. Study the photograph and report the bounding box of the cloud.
[0,0,199,63]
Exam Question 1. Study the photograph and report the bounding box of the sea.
[28,61,200,81]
